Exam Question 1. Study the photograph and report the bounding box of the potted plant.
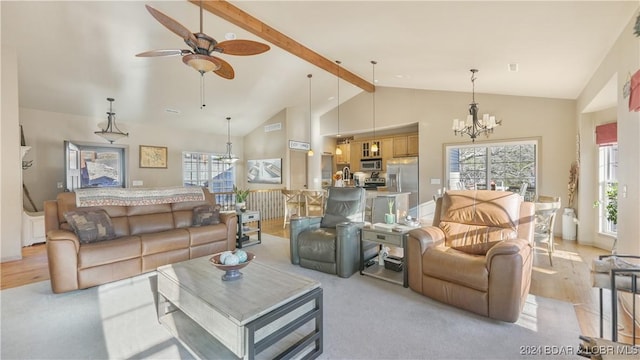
[384,198,395,224]
[593,182,618,253]
[233,185,249,212]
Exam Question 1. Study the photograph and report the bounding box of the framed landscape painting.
[139,145,168,168]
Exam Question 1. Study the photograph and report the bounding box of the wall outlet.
[132,180,143,187]
[57,182,63,189]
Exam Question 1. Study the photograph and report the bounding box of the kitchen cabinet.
[393,134,419,157]
[349,141,361,172]
[381,138,393,171]
[335,143,350,164]
[361,140,385,159]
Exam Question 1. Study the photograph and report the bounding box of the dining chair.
[282,189,302,229]
[303,190,326,217]
[533,195,561,266]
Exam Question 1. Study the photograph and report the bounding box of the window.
[183,152,236,209]
[445,139,538,201]
[597,144,617,235]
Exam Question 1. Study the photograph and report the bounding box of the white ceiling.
[2,1,637,136]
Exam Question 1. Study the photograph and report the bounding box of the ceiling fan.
[136,3,270,79]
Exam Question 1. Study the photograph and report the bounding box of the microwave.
[360,158,382,171]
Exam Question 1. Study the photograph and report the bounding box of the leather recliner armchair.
[407,190,535,322]
[290,187,378,278]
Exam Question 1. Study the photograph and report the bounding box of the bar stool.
[282,189,302,228]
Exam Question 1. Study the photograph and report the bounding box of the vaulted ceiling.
[2,1,637,136]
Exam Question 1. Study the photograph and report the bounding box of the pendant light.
[370,61,379,153]
[335,60,342,156]
[95,98,128,143]
[307,73,314,157]
[218,117,239,163]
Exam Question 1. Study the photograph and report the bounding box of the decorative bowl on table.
[209,250,256,281]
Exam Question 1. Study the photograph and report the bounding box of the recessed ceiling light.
[508,63,519,72]
[165,108,181,114]
[225,32,236,40]
[395,74,404,79]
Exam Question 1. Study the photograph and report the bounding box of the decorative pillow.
[193,204,221,226]
[63,210,116,244]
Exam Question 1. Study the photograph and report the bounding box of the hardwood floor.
[2,217,637,344]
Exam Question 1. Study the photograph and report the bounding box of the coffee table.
[156,256,323,359]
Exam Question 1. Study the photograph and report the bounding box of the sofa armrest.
[46,229,80,293]
[219,212,238,250]
[485,238,531,271]
[44,200,60,233]
[486,238,533,322]
[407,226,445,253]
[290,216,322,264]
[335,221,365,278]
[406,226,445,292]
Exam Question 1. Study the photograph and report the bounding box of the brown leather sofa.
[44,190,237,293]
[407,190,535,322]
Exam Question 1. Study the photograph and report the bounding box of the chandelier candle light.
[95,97,128,144]
[452,69,501,142]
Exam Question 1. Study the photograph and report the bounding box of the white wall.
[1,46,23,261]
[20,108,241,209]
[577,11,640,254]
[321,86,577,236]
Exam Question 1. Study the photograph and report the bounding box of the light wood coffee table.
[156,256,323,359]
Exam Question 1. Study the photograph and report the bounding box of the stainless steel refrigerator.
[386,157,419,219]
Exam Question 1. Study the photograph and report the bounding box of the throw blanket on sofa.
[75,186,205,207]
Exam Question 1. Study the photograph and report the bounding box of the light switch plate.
[430,178,441,185]
[132,180,143,186]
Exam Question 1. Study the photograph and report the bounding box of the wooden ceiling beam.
[190,0,375,93]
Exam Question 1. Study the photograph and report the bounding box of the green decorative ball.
[235,250,248,263]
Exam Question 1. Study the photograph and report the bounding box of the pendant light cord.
[336,60,341,137]
[308,74,313,156]
[371,60,377,144]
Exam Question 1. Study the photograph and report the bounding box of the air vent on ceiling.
[264,123,282,132]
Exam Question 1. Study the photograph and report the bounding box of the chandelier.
[95,98,128,144]
[452,69,501,142]
[217,117,239,163]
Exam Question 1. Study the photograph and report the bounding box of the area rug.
[1,234,581,359]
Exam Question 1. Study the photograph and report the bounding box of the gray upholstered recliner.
[290,187,378,278]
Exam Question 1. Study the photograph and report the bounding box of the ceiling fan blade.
[145,5,197,47]
[214,40,270,56]
[213,57,235,79]
[136,49,191,57]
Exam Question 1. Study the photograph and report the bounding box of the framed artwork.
[139,145,168,168]
[247,158,282,184]
[64,140,127,191]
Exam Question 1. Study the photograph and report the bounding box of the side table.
[236,210,261,248]
[360,224,416,287]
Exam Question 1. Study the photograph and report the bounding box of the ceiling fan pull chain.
[200,74,206,109]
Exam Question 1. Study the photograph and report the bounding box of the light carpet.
[1,234,581,359]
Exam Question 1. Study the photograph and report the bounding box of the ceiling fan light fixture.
[95,98,128,144]
[182,54,220,73]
